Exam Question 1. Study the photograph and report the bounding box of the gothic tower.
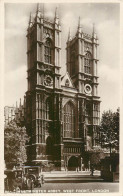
[66,18,100,150]
[26,4,63,166]
[25,6,101,169]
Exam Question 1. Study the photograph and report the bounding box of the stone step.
[44,176,104,183]
[43,171,101,177]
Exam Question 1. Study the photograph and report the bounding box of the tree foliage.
[87,147,105,166]
[4,121,29,168]
[100,108,119,149]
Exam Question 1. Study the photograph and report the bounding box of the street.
[16,171,119,193]
[4,171,119,193]
[35,182,119,193]
[39,171,119,193]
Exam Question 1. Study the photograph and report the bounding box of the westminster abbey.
[5,5,101,170]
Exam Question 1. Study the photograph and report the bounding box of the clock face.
[44,75,53,86]
[84,84,92,94]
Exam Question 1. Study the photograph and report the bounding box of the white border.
[0,0,122,196]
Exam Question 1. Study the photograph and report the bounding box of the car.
[23,166,45,188]
[4,169,27,192]
[4,166,44,192]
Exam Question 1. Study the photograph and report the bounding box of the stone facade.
[25,5,100,170]
[4,106,16,126]
[4,98,26,127]
[5,5,101,170]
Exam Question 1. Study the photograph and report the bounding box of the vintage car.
[4,166,44,192]
[4,169,27,192]
[23,166,45,187]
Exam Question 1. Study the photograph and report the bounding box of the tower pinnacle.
[29,12,33,26]
[78,16,81,29]
[68,28,71,41]
[36,3,44,19]
[55,7,59,19]
[37,3,41,13]
[20,98,21,107]
[54,7,59,24]
[92,23,97,38]
[77,16,82,33]
[93,23,95,34]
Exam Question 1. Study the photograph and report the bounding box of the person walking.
[90,164,94,176]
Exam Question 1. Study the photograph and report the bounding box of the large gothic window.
[84,52,92,74]
[44,38,52,64]
[63,102,75,138]
[85,101,92,125]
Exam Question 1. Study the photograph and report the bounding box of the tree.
[100,108,119,152]
[88,147,105,169]
[4,121,29,169]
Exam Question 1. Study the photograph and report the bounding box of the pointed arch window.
[44,38,52,64]
[63,102,75,138]
[84,52,92,74]
[70,51,76,76]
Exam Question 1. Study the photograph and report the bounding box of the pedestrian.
[90,164,94,176]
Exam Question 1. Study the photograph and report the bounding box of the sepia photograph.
[2,1,121,194]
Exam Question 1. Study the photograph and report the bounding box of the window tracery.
[63,102,75,138]
[84,52,92,74]
[46,98,50,120]
[44,38,52,64]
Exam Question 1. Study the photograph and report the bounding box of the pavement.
[43,170,101,176]
[43,170,103,183]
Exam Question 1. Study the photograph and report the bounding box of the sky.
[4,3,120,115]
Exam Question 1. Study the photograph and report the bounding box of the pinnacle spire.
[55,7,59,19]
[29,12,33,24]
[92,23,97,38]
[20,98,21,107]
[77,16,82,33]
[54,7,59,24]
[93,23,95,34]
[37,3,41,13]
[68,28,71,41]
[36,3,44,19]
[78,16,81,29]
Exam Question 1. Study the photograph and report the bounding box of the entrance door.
[68,156,78,171]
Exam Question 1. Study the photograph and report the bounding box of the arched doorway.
[68,156,78,171]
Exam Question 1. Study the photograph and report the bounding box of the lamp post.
[81,157,83,171]
[100,128,118,156]
[99,129,104,148]
[109,142,112,157]
[88,160,90,171]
